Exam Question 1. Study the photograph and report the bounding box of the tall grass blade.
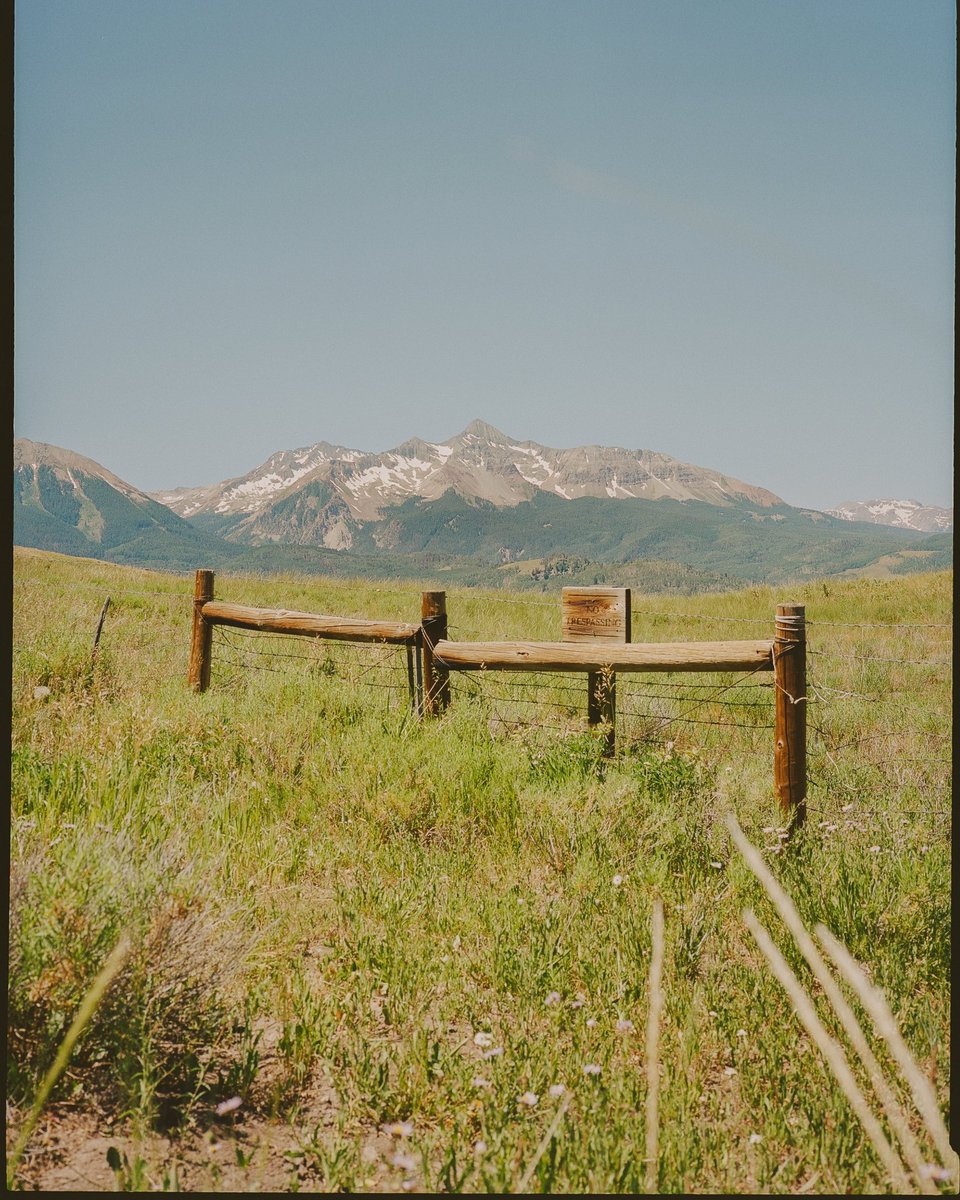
[645,896,665,1194]
[6,933,132,1189]
[743,909,911,1193]
[516,1096,570,1193]
[725,813,936,1192]
[815,922,958,1177]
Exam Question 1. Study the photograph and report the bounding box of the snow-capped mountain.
[826,499,953,534]
[17,436,945,584]
[151,419,785,548]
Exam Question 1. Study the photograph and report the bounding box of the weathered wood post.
[188,569,215,693]
[773,602,806,828]
[92,596,110,660]
[421,591,450,715]
[562,587,631,756]
[405,644,418,715]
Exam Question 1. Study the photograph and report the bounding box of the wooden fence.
[188,571,806,826]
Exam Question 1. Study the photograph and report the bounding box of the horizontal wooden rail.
[434,638,775,674]
[201,601,419,645]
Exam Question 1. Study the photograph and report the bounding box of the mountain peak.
[458,419,511,443]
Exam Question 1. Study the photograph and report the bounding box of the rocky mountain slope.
[826,499,952,533]
[13,439,239,567]
[151,419,785,550]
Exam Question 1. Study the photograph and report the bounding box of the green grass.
[8,548,952,1192]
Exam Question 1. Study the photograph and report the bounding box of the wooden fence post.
[405,644,419,715]
[421,591,450,715]
[91,596,110,661]
[562,587,631,756]
[188,569,215,693]
[774,602,806,828]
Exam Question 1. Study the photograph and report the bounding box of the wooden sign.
[562,587,631,755]
[561,587,632,644]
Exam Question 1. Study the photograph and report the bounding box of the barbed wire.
[212,627,413,700]
[805,618,951,630]
[466,594,954,630]
[486,713,590,735]
[41,570,939,777]
[807,649,952,668]
[619,691,772,709]
[620,710,774,732]
[805,681,936,701]
[810,724,951,746]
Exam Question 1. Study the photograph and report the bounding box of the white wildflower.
[869,845,881,853]
[471,1076,492,1090]
[748,1133,763,1145]
[612,874,624,887]
[545,991,561,1006]
[548,1084,566,1098]
[518,1091,539,1107]
[583,1063,602,1076]
[710,861,723,869]
[723,1067,737,1077]
[473,1031,493,1048]
[615,1019,634,1034]
[736,1029,747,1038]
[483,1046,504,1059]
[474,1140,487,1154]
[383,1120,414,1138]
[214,1096,242,1116]
[391,1152,417,1171]
[586,1018,597,1028]
[570,994,586,1010]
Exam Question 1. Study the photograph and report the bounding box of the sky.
[14,0,956,510]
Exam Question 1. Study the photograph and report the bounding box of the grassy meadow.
[8,548,952,1192]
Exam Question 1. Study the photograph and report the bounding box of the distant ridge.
[151,419,785,550]
[826,498,952,534]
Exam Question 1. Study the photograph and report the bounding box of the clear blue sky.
[15,0,955,509]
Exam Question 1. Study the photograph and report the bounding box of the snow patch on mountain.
[826,499,952,533]
[152,420,787,534]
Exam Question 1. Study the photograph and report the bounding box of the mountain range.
[13,428,952,590]
[825,498,953,534]
[151,419,784,550]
